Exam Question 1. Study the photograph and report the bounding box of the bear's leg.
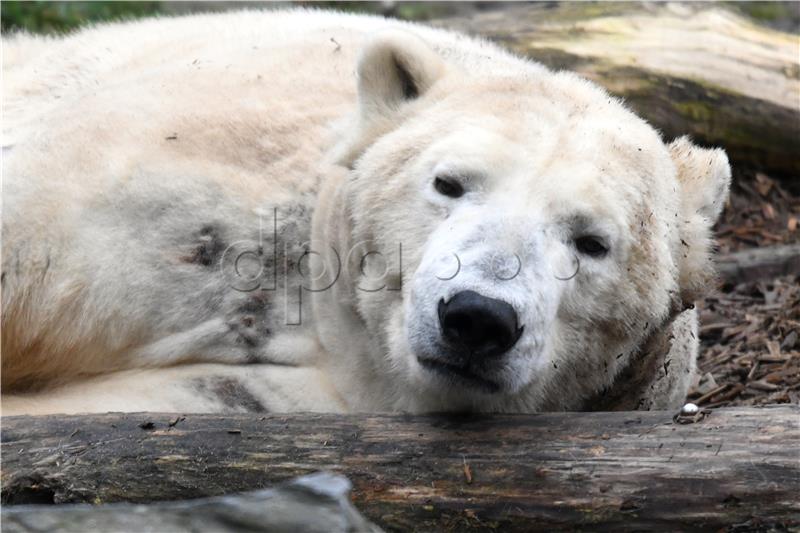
[652,308,699,409]
[131,317,255,367]
[1,363,346,415]
[132,315,321,369]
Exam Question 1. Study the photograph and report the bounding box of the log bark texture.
[716,244,800,285]
[435,3,800,184]
[2,406,798,531]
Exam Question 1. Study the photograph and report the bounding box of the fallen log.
[2,406,798,531]
[716,243,800,285]
[436,3,800,185]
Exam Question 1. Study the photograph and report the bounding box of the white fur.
[1,9,730,415]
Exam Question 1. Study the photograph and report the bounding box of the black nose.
[438,290,523,358]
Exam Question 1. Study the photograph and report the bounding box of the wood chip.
[696,384,729,405]
[462,456,473,484]
[747,361,760,381]
[748,380,781,392]
[695,272,799,408]
[754,173,773,196]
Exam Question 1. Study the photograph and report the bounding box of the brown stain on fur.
[193,376,267,413]
[180,225,226,267]
[585,320,675,411]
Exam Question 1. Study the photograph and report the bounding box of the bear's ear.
[356,29,445,117]
[670,136,731,221]
[669,136,732,302]
[335,30,446,166]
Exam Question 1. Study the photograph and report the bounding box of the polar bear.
[1,9,730,415]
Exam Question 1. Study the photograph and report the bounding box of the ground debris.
[715,171,799,254]
[692,274,799,408]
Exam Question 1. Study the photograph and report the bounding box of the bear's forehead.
[429,73,670,171]
[414,103,672,195]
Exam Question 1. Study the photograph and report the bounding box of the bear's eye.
[574,235,608,257]
[433,176,465,198]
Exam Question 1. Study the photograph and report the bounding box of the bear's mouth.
[417,357,501,393]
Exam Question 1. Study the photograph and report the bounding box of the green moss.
[725,1,800,33]
[672,101,714,122]
[731,2,793,22]
[596,65,799,180]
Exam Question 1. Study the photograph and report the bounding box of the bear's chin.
[406,346,539,401]
[416,357,504,394]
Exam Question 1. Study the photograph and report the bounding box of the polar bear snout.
[437,291,523,359]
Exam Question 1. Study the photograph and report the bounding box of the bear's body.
[2,10,729,415]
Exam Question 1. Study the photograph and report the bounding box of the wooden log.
[435,3,800,185]
[2,406,798,531]
[716,244,800,285]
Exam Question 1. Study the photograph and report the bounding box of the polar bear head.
[311,30,730,412]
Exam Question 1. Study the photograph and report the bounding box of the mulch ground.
[715,170,799,254]
[688,171,799,408]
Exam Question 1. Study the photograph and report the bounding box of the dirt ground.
[689,171,799,408]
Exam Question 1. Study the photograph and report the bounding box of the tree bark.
[435,3,800,185]
[2,406,798,531]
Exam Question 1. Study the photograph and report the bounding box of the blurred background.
[1,1,472,32]
[3,1,799,33]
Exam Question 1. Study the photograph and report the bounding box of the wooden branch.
[2,407,798,530]
[716,244,800,285]
[436,3,800,184]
